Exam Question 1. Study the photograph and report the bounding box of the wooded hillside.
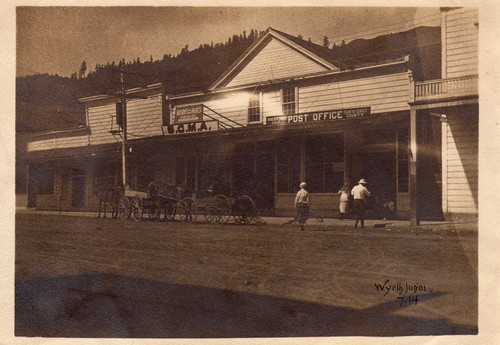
[16,27,440,133]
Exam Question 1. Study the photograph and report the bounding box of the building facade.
[410,7,478,221]
[22,9,478,222]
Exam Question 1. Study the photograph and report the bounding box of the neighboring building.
[24,83,164,211]
[21,16,478,222]
[410,7,478,222]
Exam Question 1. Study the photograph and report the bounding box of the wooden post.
[409,107,419,226]
[120,69,128,189]
[441,115,448,216]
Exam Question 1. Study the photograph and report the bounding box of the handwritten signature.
[374,279,428,296]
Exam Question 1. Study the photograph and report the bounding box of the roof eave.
[209,28,340,91]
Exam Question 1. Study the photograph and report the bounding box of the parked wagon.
[116,182,198,223]
[116,182,260,225]
[116,183,170,221]
[190,186,258,224]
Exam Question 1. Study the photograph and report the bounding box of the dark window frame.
[248,92,261,123]
[305,133,345,193]
[282,87,296,115]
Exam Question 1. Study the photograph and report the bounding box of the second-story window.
[282,87,296,115]
[248,92,261,123]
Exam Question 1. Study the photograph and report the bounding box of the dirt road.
[15,213,477,337]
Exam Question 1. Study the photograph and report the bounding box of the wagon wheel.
[214,194,231,224]
[148,199,161,221]
[118,196,130,220]
[130,196,143,221]
[163,200,176,221]
[203,203,219,224]
[178,197,197,223]
[233,195,256,224]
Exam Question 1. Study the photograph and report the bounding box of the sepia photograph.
[4,1,496,343]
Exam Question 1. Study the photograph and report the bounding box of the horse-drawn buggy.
[111,181,261,225]
[189,186,258,224]
[115,182,187,222]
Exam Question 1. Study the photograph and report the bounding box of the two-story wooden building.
[409,7,478,222]
[22,11,477,222]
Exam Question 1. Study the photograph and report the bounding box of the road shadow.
[16,274,477,338]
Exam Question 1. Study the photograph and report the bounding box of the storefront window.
[397,127,409,193]
[198,154,230,194]
[248,93,261,123]
[277,138,300,193]
[282,87,296,115]
[176,156,196,192]
[305,134,344,193]
[36,167,54,195]
[137,163,155,190]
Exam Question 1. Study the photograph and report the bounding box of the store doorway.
[362,151,396,215]
[255,141,275,211]
[71,175,86,208]
[233,141,275,212]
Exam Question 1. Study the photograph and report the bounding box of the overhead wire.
[324,12,442,46]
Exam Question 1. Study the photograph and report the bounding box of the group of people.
[294,178,392,231]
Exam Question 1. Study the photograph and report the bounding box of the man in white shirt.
[350,179,371,228]
[295,182,310,231]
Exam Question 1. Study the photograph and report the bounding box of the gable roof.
[209,27,347,90]
[208,26,440,92]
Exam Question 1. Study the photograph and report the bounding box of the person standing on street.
[337,182,350,220]
[351,179,371,228]
[295,182,310,231]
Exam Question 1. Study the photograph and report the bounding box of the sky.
[16,6,441,78]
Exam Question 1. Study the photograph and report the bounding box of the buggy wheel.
[214,194,230,224]
[178,197,197,223]
[118,196,130,220]
[148,200,161,221]
[163,201,176,221]
[203,205,218,223]
[233,195,255,224]
[131,196,143,221]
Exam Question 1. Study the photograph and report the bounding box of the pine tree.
[78,60,87,79]
[322,35,330,48]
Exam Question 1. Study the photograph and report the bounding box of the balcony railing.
[415,75,478,102]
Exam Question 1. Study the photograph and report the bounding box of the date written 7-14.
[397,295,419,307]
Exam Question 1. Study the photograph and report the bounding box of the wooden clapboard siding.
[226,39,327,88]
[444,113,478,214]
[88,95,163,145]
[27,135,89,152]
[202,72,411,124]
[444,8,478,78]
[88,103,117,145]
[125,96,163,138]
[262,90,283,118]
[203,96,248,125]
[299,73,410,114]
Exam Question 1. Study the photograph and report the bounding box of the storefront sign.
[165,120,218,135]
[266,107,371,125]
[174,104,204,124]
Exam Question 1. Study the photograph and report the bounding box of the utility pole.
[120,68,128,190]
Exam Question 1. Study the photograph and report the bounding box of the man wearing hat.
[295,182,310,231]
[350,179,371,228]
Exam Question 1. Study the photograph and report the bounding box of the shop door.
[233,146,254,196]
[255,141,275,211]
[233,141,275,211]
[71,175,86,208]
[362,152,396,207]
